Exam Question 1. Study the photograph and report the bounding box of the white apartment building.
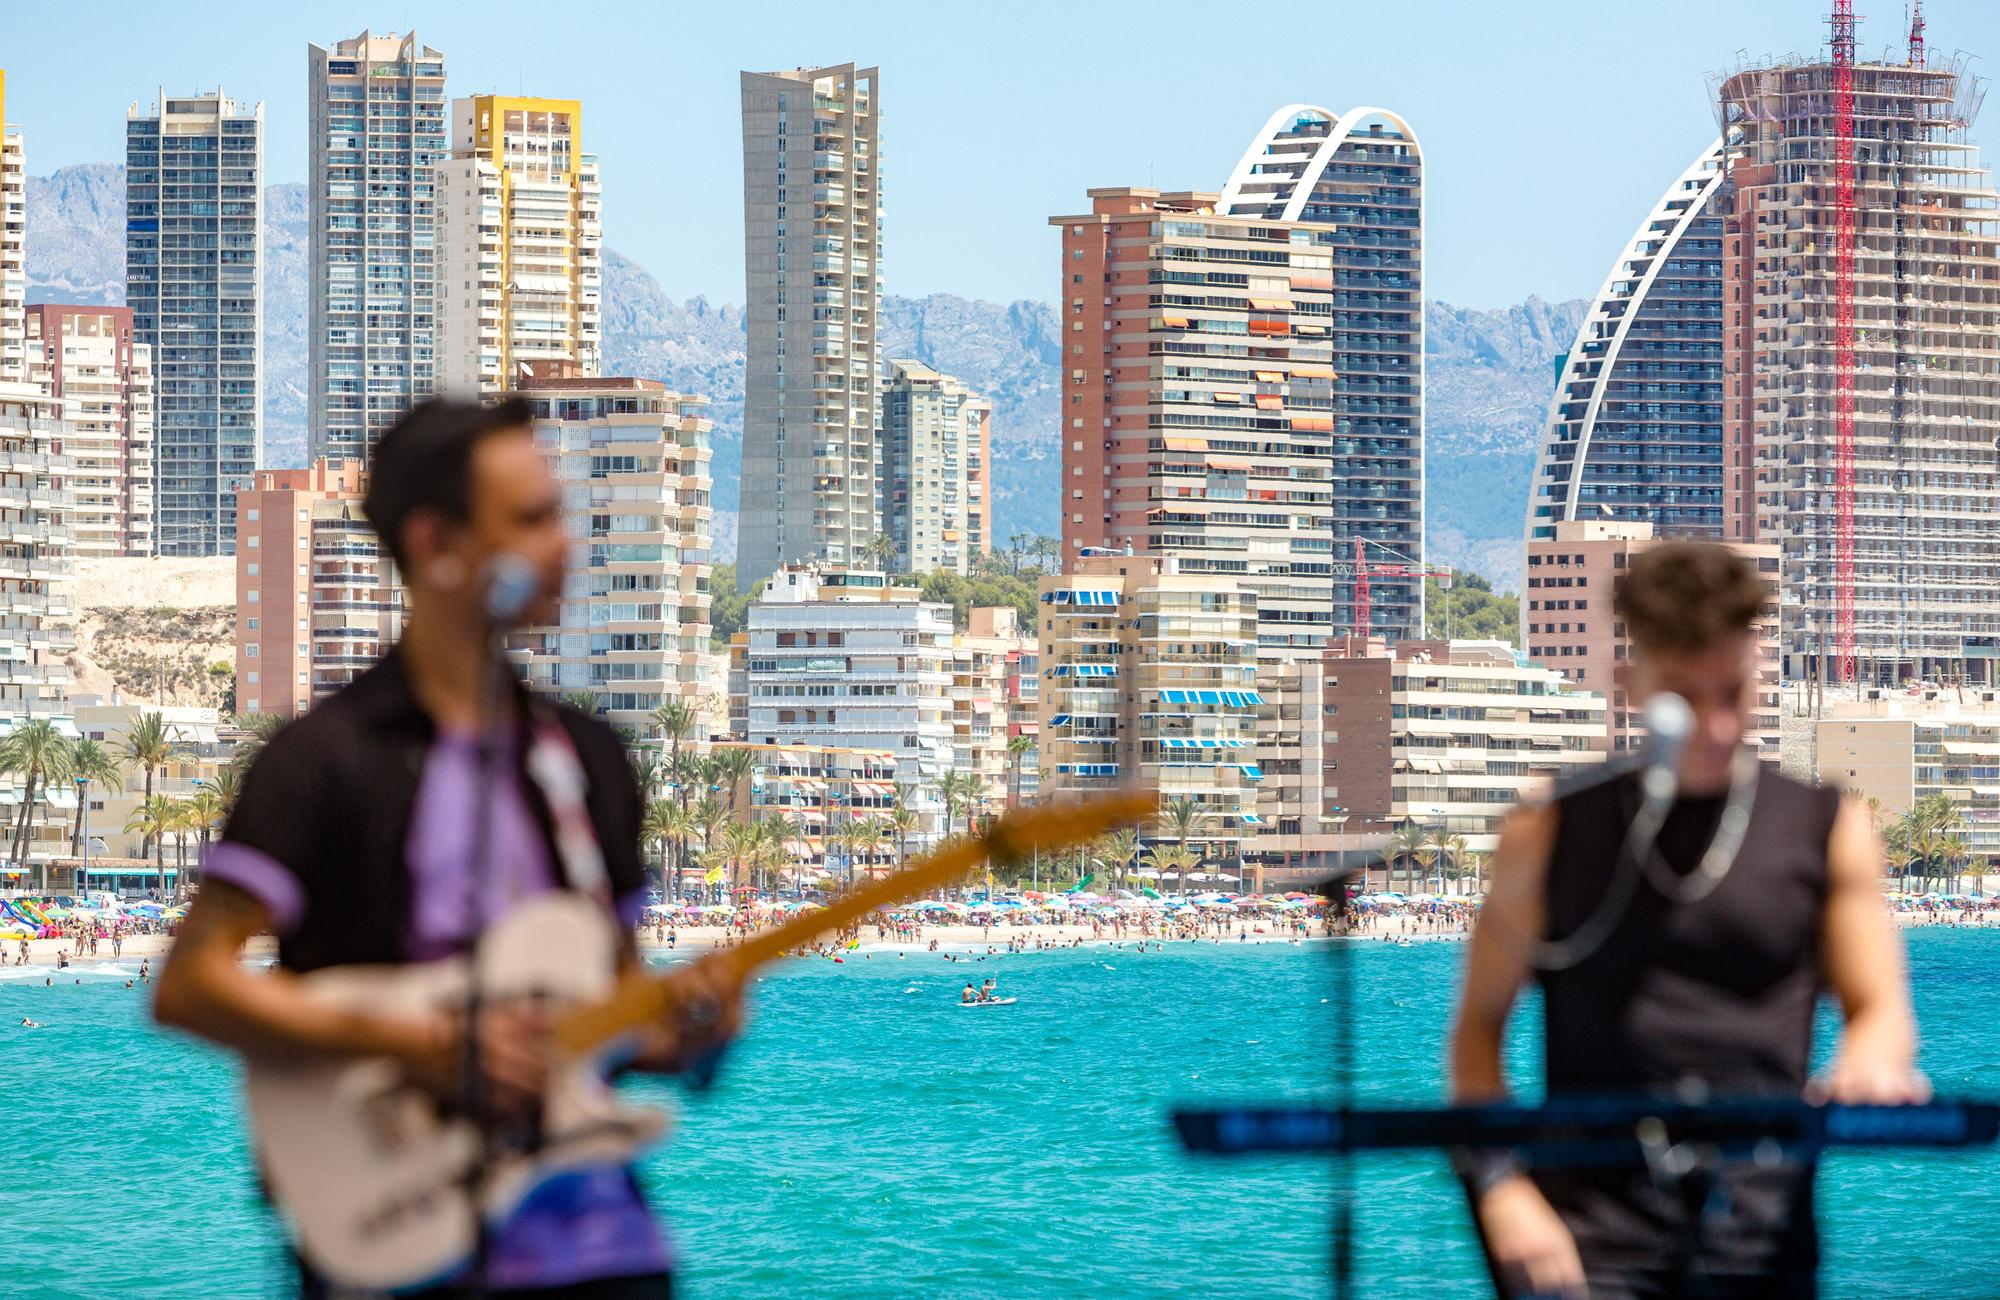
[0,379,79,880]
[307,31,447,463]
[25,306,155,557]
[436,96,602,394]
[738,64,883,581]
[744,568,952,836]
[508,368,714,734]
[951,605,1033,812]
[883,358,990,576]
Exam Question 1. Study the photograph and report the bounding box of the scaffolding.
[1714,17,2000,686]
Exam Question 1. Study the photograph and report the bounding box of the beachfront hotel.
[125,88,263,556]
[882,358,990,576]
[232,460,401,719]
[721,741,902,886]
[306,31,447,464]
[1816,690,2000,865]
[505,365,717,735]
[435,94,602,394]
[743,567,953,839]
[1036,553,1261,877]
[737,64,883,582]
[24,306,155,558]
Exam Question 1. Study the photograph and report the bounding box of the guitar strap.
[523,714,612,909]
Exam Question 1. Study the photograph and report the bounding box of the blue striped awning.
[1159,738,1252,750]
[1052,664,1117,678]
[1238,764,1264,781]
[1042,589,1120,606]
[1159,689,1264,706]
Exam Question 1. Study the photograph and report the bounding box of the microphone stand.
[462,621,512,1299]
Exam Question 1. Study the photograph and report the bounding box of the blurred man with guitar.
[1450,542,1927,1299]
[157,397,737,1298]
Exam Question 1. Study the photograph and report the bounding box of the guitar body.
[244,894,669,1291]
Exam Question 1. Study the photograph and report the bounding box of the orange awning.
[1162,436,1208,451]
[1289,365,1337,379]
[1161,314,1190,328]
[1247,320,1289,335]
[1290,275,1333,290]
[1211,390,1242,403]
[1247,296,1292,311]
[1205,459,1253,472]
[1253,370,1285,382]
[1254,394,1283,410]
[1292,416,1334,432]
[1149,502,1212,516]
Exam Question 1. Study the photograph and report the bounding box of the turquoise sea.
[3,929,1997,1298]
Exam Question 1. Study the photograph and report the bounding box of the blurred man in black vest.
[1451,542,1924,1299]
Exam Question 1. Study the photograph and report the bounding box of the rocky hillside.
[68,558,236,708]
[28,162,1586,590]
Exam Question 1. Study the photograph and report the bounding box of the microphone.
[1640,692,1694,804]
[481,553,542,628]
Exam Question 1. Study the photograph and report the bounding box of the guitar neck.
[552,793,1153,1056]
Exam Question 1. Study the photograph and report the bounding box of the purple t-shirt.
[207,728,669,1289]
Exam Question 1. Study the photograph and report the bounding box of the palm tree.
[642,798,678,891]
[0,718,74,878]
[560,689,599,716]
[936,770,985,840]
[710,746,759,819]
[1155,795,1211,894]
[1148,842,1196,895]
[1437,832,1470,896]
[691,795,727,902]
[164,798,201,902]
[67,737,124,856]
[1095,828,1138,893]
[204,763,243,815]
[862,531,898,572]
[1386,823,1430,895]
[888,792,921,874]
[122,712,176,861]
[124,795,176,900]
[721,819,760,900]
[227,713,286,775]
[849,817,887,885]
[186,787,225,891]
[1412,840,1440,896]
[1005,735,1034,808]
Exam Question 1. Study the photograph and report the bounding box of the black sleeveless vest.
[1538,766,1841,1095]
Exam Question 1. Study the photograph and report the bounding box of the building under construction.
[1717,4,2000,685]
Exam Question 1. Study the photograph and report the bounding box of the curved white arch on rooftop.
[1522,138,1729,547]
[1219,104,1424,221]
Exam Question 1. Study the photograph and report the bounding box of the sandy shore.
[3,905,1983,973]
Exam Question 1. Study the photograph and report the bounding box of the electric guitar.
[243,792,1153,1291]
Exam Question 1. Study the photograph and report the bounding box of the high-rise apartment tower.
[126,89,263,556]
[882,358,989,575]
[307,31,447,463]
[738,64,883,582]
[436,96,601,393]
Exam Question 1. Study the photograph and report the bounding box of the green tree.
[708,564,765,645]
[1423,571,1521,646]
[0,719,74,877]
[887,787,922,874]
[122,711,176,860]
[1094,828,1137,893]
[227,713,287,775]
[67,737,125,857]
[1005,735,1034,808]
[935,770,985,840]
[124,794,176,900]
[1386,823,1430,894]
[1154,795,1212,894]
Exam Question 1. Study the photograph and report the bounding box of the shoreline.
[0,905,1986,973]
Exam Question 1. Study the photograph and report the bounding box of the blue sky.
[9,1,1997,308]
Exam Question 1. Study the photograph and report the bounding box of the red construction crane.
[1909,0,1926,67]
[1350,538,1454,639]
[1830,0,1859,683]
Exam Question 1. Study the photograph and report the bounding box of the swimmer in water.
[21,1016,42,1028]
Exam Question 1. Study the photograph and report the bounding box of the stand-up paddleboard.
[957,997,1017,1007]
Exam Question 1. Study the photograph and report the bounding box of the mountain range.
[26,162,1585,589]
